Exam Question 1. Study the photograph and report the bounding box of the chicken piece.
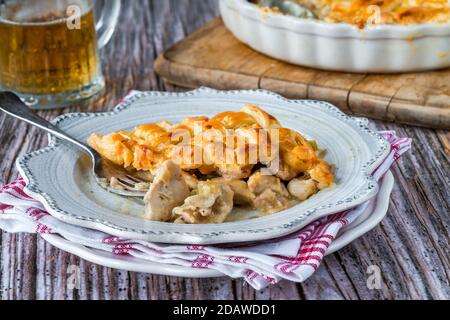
[212,178,255,206]
[172,181,234,224]
[248,171,289,196]
[287,178,318,201]
[228,180,255,206]
[181,171,199,190]
[247,171,291,214]
[253,189,291,215]
[144,161,190,222]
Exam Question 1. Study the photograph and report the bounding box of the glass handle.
[95,0,121,49]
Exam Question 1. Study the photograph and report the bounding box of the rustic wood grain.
[154,18,450,129]
[0,0,449,300]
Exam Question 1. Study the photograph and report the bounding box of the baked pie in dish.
[265,0,450,28]
[221,0,450,72]
[322,0,449,27]
[87,104,334,224]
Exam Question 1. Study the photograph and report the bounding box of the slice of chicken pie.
[88,104,335,223]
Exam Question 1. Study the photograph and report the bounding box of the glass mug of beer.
[0,0,121,109]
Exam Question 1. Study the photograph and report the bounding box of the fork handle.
[0,91,97,157]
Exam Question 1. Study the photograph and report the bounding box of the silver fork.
[0,91,148,197]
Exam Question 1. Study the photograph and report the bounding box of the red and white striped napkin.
[0,131,410,289]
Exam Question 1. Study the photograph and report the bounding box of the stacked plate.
[17,88,392,276]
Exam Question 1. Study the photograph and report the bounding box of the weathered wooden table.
[0,0,448,300]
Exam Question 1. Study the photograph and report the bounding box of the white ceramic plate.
[40,171,393,278]
[220,0,450,72]
[17,88,389,244]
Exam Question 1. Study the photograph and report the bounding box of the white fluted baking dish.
[220,0,450,72]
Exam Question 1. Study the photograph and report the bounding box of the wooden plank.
[154,18,450,129]
[155,18,272,90]
[0,0,449,300]
[260,64,364,114]
[307,71,365,114]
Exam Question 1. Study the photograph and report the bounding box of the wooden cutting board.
[155,18,450,129]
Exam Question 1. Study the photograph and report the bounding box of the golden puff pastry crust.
[87,131,166,171]
[87,104,334,189]
[296,0,450,28]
